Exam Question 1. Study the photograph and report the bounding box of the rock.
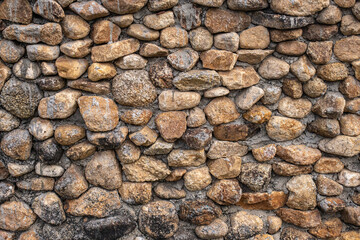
[62,15,90,40]
[214,32,239,52]
[226,211,263,240]
[314,157,344,173]
[184,167,212,191]
[340,77,360,99]
[37,76,66,91]
[334,36,360,62]
[282,79,303,98]
[214,123,259,141]
[173,3,201,30]
[116,141,140,164]
[122,156,170,182]
[340,114,360,136]
[0,230,14,240]
[204,97,239,125]
[303,77,327,98]
[338,169,360,187]
[115,54,147,70]
[306,41,333,64]
[276,145,321,165]
[7,163,34,177]
[182,128,212,150]
[112,70,156,107]
[200,49,238,71]
[270,0,329,16]
[38,89,82,119]
[261,84,282,104]
[0,182,14,202]
[160,27,188,48]
[235,86,264,110]
[276,208,321,228]
[154,182,186,199]
[139,43,169,57]
[0,40,25,63]
[17,177,54,191]
[174,70,221,91]
[336,231,360,240]
[12,59,41,80]
[40,62,57,76]
[142,138,172,155]
[67,79,111,95]
[36,138,63,164]
[102,0,147,14]
[335,0,355,8]
[252,11,314,29]
[313,91,345,118]
[276,41,307,56]
[239,26,270,49]
[195,218,228,239]
[0,110,20,132]
[207,179,242,205]
[317,63,348,82]
[32,192,66,225]
[193,0,224,7]
[119,182,152,205]
[354,2,360,20]
[35,163,64,177]
[54,125,85,146]
[239,163,272,192]
[91,38,140,62]
[341,15,360,35]
[266,116,305,141]
[204,87,230,98]
[270,29,303,42]
[207,140,248,159]
[127,24,159,41]
[70,1,109,20]
[303,24,338,41]
[268,216,282,234]
[155,111,187,142]
[65,187,121,218]
[0,0,32,24]
[144,11,175,30]
[120,109,153,126]
[0,60,10,90]
[208,155,242,179]
[237,49,274,65]
[290,55,316,82]
[1,129,32,161]
[280,227,316,240]
[159,90,201,111]
[0,161,9,180]
[148,61,173,88]
[317,5,342,24]
[33,0,65,22]
[139,201,179,239]
[286,175,317,210]
[317,175,343,196]
[205,8,250,33]
[92,20,121,44]
[55,56,88,80]
[129,126,158,147]
[345,98,360,113]
[0,201,36,231]
[258,56,290,80]
[252,144,276,162]
[228,0,268,10]
[179,199,221,225]
[148,0,178,11]
[273,162,313,176]
[187,107,207,127]
[341,207,360,226]
[308,118,340,138]
[167,48,199,72]
[189,27,213,51]
[165,169,186,182]
[278,97,312,119]
[318,197,345,213]
[239,192,286,209]
[60,39,92,58]
[55,164,88,199]
[320,135,360,157]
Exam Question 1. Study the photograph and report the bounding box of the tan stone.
[239,26,270,49]
[102,0,147,14]
[204,97,240,125]
[139,43,169,57]
[270,29,303,42]
[62,15,90,40]
[317,175,343,196]
[60,39,92,58]
[187,107,206,127]
[243,105,272,124]
[271,0,329,16]
[208,155,241,179]
[195,219,228,239]
[219,67,260,90]
[193,0,224,7]
[214,32,239,52]
[0,60,11,90]
[120,109,153,126]
[173,70,221,91]
[207,140,248,159]
[207,179,242,205]
[338,169,360,187]
[184,166,212,191]
[317,62,348,81]
[278,97,312,119]
[0,0,32,23]
[266,116,305,141]
[129,126,158,147]
[165,169,186,182]
[276,208,321,228]
[334,36,360,62]
[91,38,140,62]
[205,8,250,33]
[227,211,263,239]
[159,90,201,111]
[314,157,344,174]
[235,86,264,110]
[204,87,230,98]
[1,129,32,161]
[317,5,342,24]
[189,27,213,51]
[91,20,120,44]
[286,175,317,210]
[340,76,360,98]
[319,135,360,157]
[273,162,313,176]
[0,109,20,132]
[258,56,290,80]
[55,56,88,80]
[340,114,360,136]
[115,54,147,70]
[70,1,109,20]
[282,79,302,98]
[303,24,338,41]
[88,63,116,81]
[33,0,65,22]
[160,27,188,48]
[290,55,315,82]
[119,182,152,205]
[17,177,54,191]
[267,216,282,234]
[303,77,327,98]
[237,49,274,64]
[0,201,36,231]
[341,15,360,35]
[155,111,187,142]
[252,144,276,162]
[200,49,237,71]
[116,140,140,164]
[64,140,95,160]
[167,48,199,71]
[168,149,206,167]
[54,125,85,146]
[276,41,307,56]
[143,11,175,30]
[127,24,159,41]
[306,41,333,64]
[312,92,345,118]
[67,79,110,95]
[276,145,321,166]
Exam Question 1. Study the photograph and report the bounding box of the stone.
[85,151,122,190]
[174,70,221,91]
[276,208,321,228]
[144,11,175,30]
[40,61,58,75]
[159,90,201,111]
[195,218,228,239]
[0,110,20,132]
[189,27,213,51]
[314,157,344,174]
[273,162,313,176]
[276,145,321,166]
[173,3,201,30]
[182,128,212,150]
[282,79,303,98]
[207,179,242,205]
[200,49,237,71]
[62,15,90,40]
[204,97,240,125]
[340,114,360,136]
[239,163,272,192]
[120,109,153,126]
[226,211,263,240]
[122,156,170,182]
[165,169,186,182]
[119,182,152,204]
[0,161,9,180]
[7,163,34,177]
[335,0,355,8]
[270,29,303,42]
[115,54,147,70]
[290,56,316,82]
[102,0,147,14]
[338,169,360,187]
[55,164,88,199]
[40,22,63,45]
[112,70,156,107]
[127,24,159,41]
[345,98,360,113]
[214,32,239,52]
[318,197,345,213]
[306,41,333,64]
[67,79,111,95]
[276,41,307,56]
[235,86,264,110]
[32,192,66,225]
[312,92,345,119]
[184,167,212,191]
[13,59,41,80]
[239,26,270,49]
[149,61,173,88]
[38,89,82,119]
[214,123,259,141]
[0,61,10,90]
[179,199,221,225]
[0,182,14,202]
[60,39,93,58]
[160,27,188,48]
[268,216,282,234]
[70,1,109,20]
[187,107,207,127]
[148,0,178,11]
[0,230,14,240]
[207,140,248,159]
[88,63,117,82]
[334,36,360,62]
[208,155,242,179]
[266,116,305,141]
[340,77,360,99]
[319,135,360,157]
[286,175,317,210]
[17,177,55,191]
[0,0,31,23]
[270,0,329,16]
[155,111,187,142]
[1,129,32,161]
[252,11,314,29]
[129,126,158,147]
[0,201,36,231]
[139,201,179,239]
[280,227,316,240]
[116,141,140,164]
[317,63,348,81]
[154,182,186,199]
[193,0,224,7]
[303,24,338,41]
[341,207,360,226]
[228,0,268,10]
[240,193,285,210]
[139,43,169,57]
[353,193,360,205]
[37,77,66,91]
[36,138,63,164]
[317,5,342,24]
[308,118,340,138]
[317,175,343,196]
[204,87,230,98]
[278,97,312,119]
[303,77,327,98]
[258,56,290,80]
[91,38,140,62]
[55,56,88,80]
[261,84,282,104]
[91,20,120,44]
[167,48,199,72]
[341,15,360,35]
[252,144,276,162]
[336,231,360,240]
[205,9,250,33]
[354,2,360,20]
[35,163,64,177]
[33,0,64,22]
[54,125,85,146]
[65,187,121,218]
[0,40,25,63]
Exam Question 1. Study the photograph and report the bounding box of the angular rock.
[252,11,314,29]
[67,79,111,95]
[55,164,88,199]
[334,36,360,62]
[214,32,239,52]
[317,5,342,24]
[0,110,20,132]
[160,27,188,49]
[286,175,317,210]
[207,179,242,205]
[317,63,348,82]
[155,111,187,142]
[338,169,360,187]
[207,140,248,159]
[32,192,66,225]
[200,49,237,71]
[0,40,25,63]
[270,0,329,16]
[273,162,313,176]
[276,208,321,228]
[276,145,321,165]
[303,24,338,41]
[55,56,88,80]
[290,55,315,82]
[91,38,140,62]
[308,118,340,138]
[119,182,152,205]
[258,56,290,80]
[62,15,90,40]
[340,76,360,99]
[0,182,14,202]
[226,211,263,240]
[261,84,282,104]
[340,114,360,136]
[129,126,158,147]
[307,41,333,65]
[341,207,360,226]
[341,15,360,36]
[252,144,276,162]
[87,126,127,149]
[237,49,274,64]
[165,169,186,182]
[282,79,302,99]
[303,77,327,98]
[182,128,212,150]
[33,0,64,22]
[17,177,54,191]
[92,20,121,44]
[70,1,109,20]
[173,3,201,31]
[154,182,186,199]
[270,29,303,42]
[60,39,93,58]
[208,155,242,179]
[319,135,360,157]
[205,8,250,33]
[167,48,199,72]
[139,43,169,57]
[148,0,178,11]
[318,197,345,213]
[317,175,343,196]
[312,92,345,119]
[174,70,221,91]
[235,86,264,110]
[148,61,173,88]
[195,219,228,239]
[144,11,175,30]
[266,116,305,141]
[116,140,140,164]
[144,138,173,156]
[102,0,147,14]
[239,163,272,192]
[54,125,85,146]
[36,138,63,164]
[239,26,270,49]
[187,107,207,127]
[0,201,36,231]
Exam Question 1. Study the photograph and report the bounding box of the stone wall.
[0,0,360,239]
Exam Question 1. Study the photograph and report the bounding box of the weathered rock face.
[0,201,36,231]
[1,129,32,161]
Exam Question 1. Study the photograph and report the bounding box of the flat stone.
[165,169,186,182]
[13,59,41,80]
[102,0,147,14]
[239,163,272,191]
[168,149,206,167]
[272,162,313,176]
[17,177,54,191]
[0,109,20,132]
[60,39,93,58]
[252,144,276,162]
[55,56,88,80]
[286,175,317,210]
[204,97,239,125]
[1,129,32,161]
[62,15,90,40]
[195,219,228,239]
[334,36,360,62]
[207,140,248,159]
[7,163,34,177]
[306,41,333,64]
[276,208,321,228]
[144,11,175,30]
[0,40,25,63]
[239,26,270,49]
[276,41,307,56]
[139,43,169,57]
[154,182,186,199]
[205,8,250,33]
[270,0,329,16]
[167,48,199,72]
[119,182,152,204]
[91,38,140,62]
[258,56,290,80]
[208,155,242,179]
[207,179,242,205]
[303,77,327,98]
[252,11,314,29]
[35,163,64,177]
[317,5,342,24]
[0,0,32,24]
[236,86,264,110]
[220,67,260,90]
[312,92,345,118]
[187,107,206,127]
[290,55,315,82]
[67,79,111,95]
[127,24,159,41]
[303,24,338,41]
[91,20,120,44]
[115,54,147,70]
[144,139,173,156]
[129,126,158,147]
[33,0,64,22]
[189,27,213,51]
[226,211,263,239]
[214,32,239,52]
[237,49,274,64]
[160,27,188,48]
[270,29,303,42]
[182,128,212,150]
[280,227,316,240]
[148,0,178,11]
[193,0,224,7]
[179,199,221,225]
[276,145,321,165]
[87,125,128,149]
[319,135,360,157]
[32,192,66,225]
[317,175,343,196]
[278,97,311,119]
[36,76,66,91]
[318,197,345,213]
[266,116,305,141]
[338,169,360,187]
[200,49,237,71]
[155,111,187,142]
[120,109,153,126]
[55,164,88,199]
[341,207,360,226]
[261,84,282,104]
[214,122,259,141]
[314,157,344,173]
[184,166,212,191]
[317,63,348,81]
[69,1,109,20]
[204,87,230,98]
[228,0,268,10]
[282,79,302,98]
[0,201,36,231]
[174,70,221,91]
[54,125,85,146]
[159,90,201,111]
[308,118,340,138]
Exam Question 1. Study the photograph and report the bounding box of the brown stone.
[276,145,321,165]
[308,118,340,138]
[317,5,342,24]
[187,107,206,128]
[317,175,343,196]
[341,15,360,35]
[174,70,221,91]
[208,155,242,179]
[148,61,173,88]
[91,20,120,44]
[159,90,200,111]
[193,0,224,7]
[303,77,327,98]
[116,140,140,164]
[336,231,360,240]
[258,56,290,80]
[306,41,333,64]
[338,169,360,187]
[276,41,307,56]
[278,97,312,119]
[237,49,274,64]
[239,26,270,49]
[243,105,272,124]
[207,140,248,159]
[266,116,305,141]
[345,98,360,113]
[0,40,25,63]
[286,175,317,211]
[65,141,96,160]
[195,219,228,239]
[54,125,85,146]
[319,135,360,157]
[282,78,303,98]
[62,15,90,40]
[273,162,313,176]
[160,27,188,49]
[17,177,54,191]
[318,197,345,213]
[139,43,169,57]
[280,227,316,240]
[268,216,282,234]
[55,56,88,80]
[340,76,360,99]
[214,123,259,141]
[228,0,268,10]
[143,11,175,30]
[207,179,242,205]
[290,55,316,82]
[276,208,321,228]
[127,24,159,41]
[91,38,140,62]
[87,125,125,148]
[173,3,201,31]
[1,129,32,161]
[0,0,32,24]
[102,0,147,14]
[271,0,329,16]
[165,169,186,182]
[340,114,360,136]
[34,0,65,22]
[334,36,360,62]
[32,192,66,225]
[115,54,147,70]
[341,207,360,226]
[313,92,346,119]
[182,128,212,150]
[119,182,152,205]
[270,29,303,42]
[227,211,263,239]
[239,163,272,192]
[262,84,282,104]
[235,86,264,110]
[55,164,88,199]
[0,201,36,231]
[200,49,237,71]
[303,24,338,41]
[154,182,186,199]
[214,32,239,52]
[204,87,230,98]
[167,48,199,72]
[179,199,222,225]
[204,97,239,125]
[155,111,187,142]
[129,126,158,147]
[67,79,111,95]
[314,157,344,174]
[252,144,276,162]
[120,109,153,126]
[88,63,116,82]
[184,167,212,191]
[70,1,109,20]
[317,63,348,82]
[0,109,20,132]
[205,8,251,33]
[37,76,65,91]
